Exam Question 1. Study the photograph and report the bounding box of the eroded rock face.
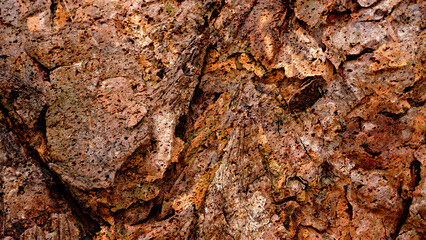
[1,0,424,239]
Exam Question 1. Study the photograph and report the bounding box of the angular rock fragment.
[294,0,332,27]
[288,77,326,111]
[276,28,333,79]
[323,21,389,68]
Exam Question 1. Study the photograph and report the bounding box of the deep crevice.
[25,146,102,237]
[274,196,297,205]
[131,203,163,225]
[209,0,225,23]
[393,197,413,239]
[361,143,382,157]
[344,185,353,220]
[50,0,59,29]
[345,48,375,62]
[379,110,407,121]
[34,105,48,139]
[288,77,325,112]
[392,160,421,239]
[0,102,102,237]
[411,160,421,188]
[203,0,225,29]
[174,114,188,140]
[174,43,216,141]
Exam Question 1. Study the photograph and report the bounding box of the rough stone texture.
[0,0,424,239]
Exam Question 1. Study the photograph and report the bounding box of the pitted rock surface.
[1,0,424,239]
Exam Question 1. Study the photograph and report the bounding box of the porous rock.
[1,0,424,239]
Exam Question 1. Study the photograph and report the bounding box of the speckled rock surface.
[1,0,424,239]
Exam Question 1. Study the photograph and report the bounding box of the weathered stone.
[1,0,424,239]
[294,0,332,27]
[0,126,90,239]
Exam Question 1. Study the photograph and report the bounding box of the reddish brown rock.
[1,0,424,239]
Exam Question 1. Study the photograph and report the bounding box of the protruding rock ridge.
[0,0,424,239]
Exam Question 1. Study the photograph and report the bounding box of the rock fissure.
[0,101,102,237]
[393,160,423,239]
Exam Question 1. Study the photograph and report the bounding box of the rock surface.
[0,0,424,239]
